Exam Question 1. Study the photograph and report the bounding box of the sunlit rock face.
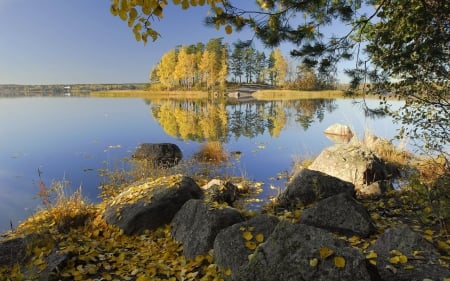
[308,143,390,197]
[103,175,202,235]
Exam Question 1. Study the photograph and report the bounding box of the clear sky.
[0,0,356,85]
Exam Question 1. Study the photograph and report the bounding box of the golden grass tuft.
[14,182,94,236]
[253,90,346,101]
[91,89,209,99]
[193,141,229,163]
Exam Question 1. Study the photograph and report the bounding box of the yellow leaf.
[389,256,400,264]
[245,241,257,250]
[403,265,415,270]
[242,231,253,241]
[348,236,360,244]
[398,255,408,264]
[225,25,232,34]
[319,247,334,259]
[369,259,377,266]
[390,249,403,256]
[424,229,434,236]
[334,256,346,268]
[437,241,450,252]
[224,268,232,276]
[310,258,318,267]
[136,274,152,281]
[255,233,264,243]
[365,251,378,259]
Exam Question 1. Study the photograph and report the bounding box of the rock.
[132,143,182,168]
[233,221,371,281]
[299,192,375,237]
[308,143,389,197]
[24,248,69,281]
[324,123,353,136]
[103,175,203,235]
[368,226,450,281]
[0,235,34,267]
[202,179,239,205]
[0,235,69,281]
[277,167,355,208]
[324,123,353,143]
[213,214,279,278]
[171,199,244,259]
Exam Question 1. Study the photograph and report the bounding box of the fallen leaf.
[334,256,346,268]
[242,231,253,241]
[319,247,334,259]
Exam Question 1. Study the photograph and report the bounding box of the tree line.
[149,38,335,91]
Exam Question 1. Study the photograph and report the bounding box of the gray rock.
[103,175,203,235]
[309,143,389,197]
[299,192,375,237]
[324,123,353,136]
[0,235,69,281]
[233,221,371,281]
[203,180,239,205]
[324,124,353,143]
[277,167,355,208]
[132,143,182,168]
[368,226,450,281]
[171,199,244,259]
[0,235,34,267]
[213,214,279,278]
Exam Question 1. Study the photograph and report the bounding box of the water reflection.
[149,98,338,142]
[0,96,403,232]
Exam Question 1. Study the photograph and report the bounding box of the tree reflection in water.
[149,98,338,143]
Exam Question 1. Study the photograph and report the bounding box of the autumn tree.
[270,48,288,87]
[157,49,177,90]
[113,0,449,154]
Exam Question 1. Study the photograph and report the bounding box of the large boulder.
[132,143,183,168]
[213,214,279,278]
[103,175,203,235]
[368,226,450,281]
[171,199,244,259]
[299,192,375,237]
[277,168,355,208]
[233,221,371,281]
[308,143,389,197]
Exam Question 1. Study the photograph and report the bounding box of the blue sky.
[0,1,357,85]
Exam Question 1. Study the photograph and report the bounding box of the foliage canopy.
[111,0,449,155]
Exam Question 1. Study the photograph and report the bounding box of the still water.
[0,96,401,232]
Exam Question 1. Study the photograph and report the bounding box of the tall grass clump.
[16,176,93,235]
[192,141,229,164]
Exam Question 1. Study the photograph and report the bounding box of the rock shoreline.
[1,134,449,280]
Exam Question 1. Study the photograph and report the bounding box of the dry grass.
[14,181,94,236]
[91,90,209,99]
[253,90,346,101]
[192,142,229,164]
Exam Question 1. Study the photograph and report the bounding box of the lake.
[0,95,402,232]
